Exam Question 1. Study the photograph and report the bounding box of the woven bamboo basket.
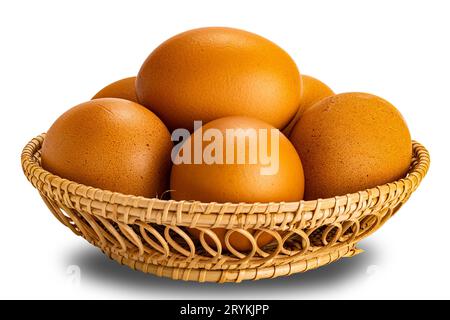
[21,134,429,283]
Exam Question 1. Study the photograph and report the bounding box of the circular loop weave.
[21,134,429,282]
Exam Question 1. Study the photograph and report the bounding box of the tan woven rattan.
[21,134,429,282]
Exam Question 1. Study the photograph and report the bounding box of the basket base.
[99,242,363,283]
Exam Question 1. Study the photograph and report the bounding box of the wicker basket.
[21,134,429,283]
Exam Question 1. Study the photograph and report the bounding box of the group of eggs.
[41,27,412,251]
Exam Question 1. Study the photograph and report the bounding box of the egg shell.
[170,116,305,251]
[41,98,173,198]
[289,92,412,200]
[92,77,138,103]
[136,27,302,131]
[283,75,334,135]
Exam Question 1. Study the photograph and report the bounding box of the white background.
[1,0,448,299]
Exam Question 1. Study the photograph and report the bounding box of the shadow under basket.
[21,134,430,283]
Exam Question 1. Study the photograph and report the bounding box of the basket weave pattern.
[21,134,429,282]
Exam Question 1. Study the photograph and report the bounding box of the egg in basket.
[21,27,429,282]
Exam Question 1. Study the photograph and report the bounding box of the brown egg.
[92,77,138,103]
[290,92,412,200]
[283,75,334,135]
[171,116,304,251]
[136,27,301,131]
[41,98,173,198]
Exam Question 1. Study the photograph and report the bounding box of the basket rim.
[21,133,430,227]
